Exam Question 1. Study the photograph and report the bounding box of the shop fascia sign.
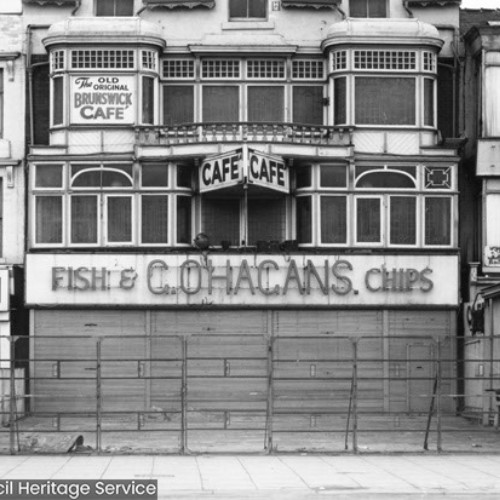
[200,146,288,194]
[25,254,459,307]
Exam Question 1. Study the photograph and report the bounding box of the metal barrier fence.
[0,333,499,454]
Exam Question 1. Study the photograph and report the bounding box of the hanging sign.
[199,150,243,193]
[199,148,288,194]
[248,150,288,193]
[70,75,136,124]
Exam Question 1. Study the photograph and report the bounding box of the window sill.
[222,20,275,30]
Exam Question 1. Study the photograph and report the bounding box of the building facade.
[461,8,500,423]
[21,0,462,446]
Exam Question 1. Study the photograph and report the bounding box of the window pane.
[142,164,168,187]
[142,196,168,244]
[357,198,381,243]
[355,78,415,125]
[321,196,347,244]
[71,196,98,244]
[248,198,285,245]
[369,0,387,17]
[35,165,63,188]
[177,166,193,188]
[163,86,194,125]
[142,76,155,125]
[425,197,451,245]
[293,86,323,125]
[248,86,284,122]
[296,167,311,188]
[107,197,132,242]
[115,0,133,15]
[249,0,266,18]
[334,78,346,124]
[357,171,415,188]
[296,196,312,244]
[36,197,62,244]
[203,198,239,246]
[424,78,434,127]
[72,170,101,187]
[203,86,239,122]
[320,165,347,188]
[390,197,416,245]
[229,0,247,17]
[350,0,367,17]
[102,170,132,187]
[96,0,114,15]
[53,77,63,125]
[177,196,192,244]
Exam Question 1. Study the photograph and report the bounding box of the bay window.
[32,163,193,248]
[295,164,455,248]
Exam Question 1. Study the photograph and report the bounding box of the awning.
[281,0,340,9]
[23,0,77,5]
[142,0,215,8]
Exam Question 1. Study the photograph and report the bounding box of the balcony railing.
[135,122,353,147]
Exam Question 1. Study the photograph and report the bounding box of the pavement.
[1,454,500,499]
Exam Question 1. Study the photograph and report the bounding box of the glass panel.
[293,86,323,125]
[369,0,387,17]
[357,198,381,243]
[229,0,247,17]
[163,86,194,125]
[35,165,63,188]
[36,196,62,244]
[425,197,451,245]
[350,0,367,17]
[202,198,239,246]
[320,165,347,188]
[357,171,415,188]
[72,170,101,188]
[53,77,63,126]
[107,197,132,243]
[102,170,132,187]
[203,86,239,122]
[71,196,98,244]
[334,78,346,124]
[321,196,347,244]
[142,195,169,244]
[390,196,416,245]
[115,0,133,15]
[177,196,192,244]
[296,167,312,189]
[142,76,155,125]
[424,78,434,127]
[142,164,168,187]
[248,86,284,122]
[96,0,115,15]
[296,196,312,244]
[249,0,266,17]
[177,166,193,188]
[355,78,415,125]
[248,198,286,245]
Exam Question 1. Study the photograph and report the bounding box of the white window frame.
[423,195,453,248]
[69,194,101,247]
[140,193,171,246]
[228,0,267,20]
[33,194,65,247]
[318,194,349,247]
[175,193,193,246]
[354,195,384,246]
[387,194,419,248]
[50,75,65,127]
[104,194,135,246]
[33,164,65,191]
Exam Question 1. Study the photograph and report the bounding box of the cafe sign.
[25,254,459,307]
[200,148,288,194]
[70,75,136,124]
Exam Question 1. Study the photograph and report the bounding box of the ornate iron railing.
[135,122,353,147]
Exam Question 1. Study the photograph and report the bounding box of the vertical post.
[180,337,188,454]
[96,338,102,453]
[436,340,442,452]
[265,336,274,453]
[352,339,358,453]
[9,337,16,454]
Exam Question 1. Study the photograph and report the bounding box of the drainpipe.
[403,0,414,18]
